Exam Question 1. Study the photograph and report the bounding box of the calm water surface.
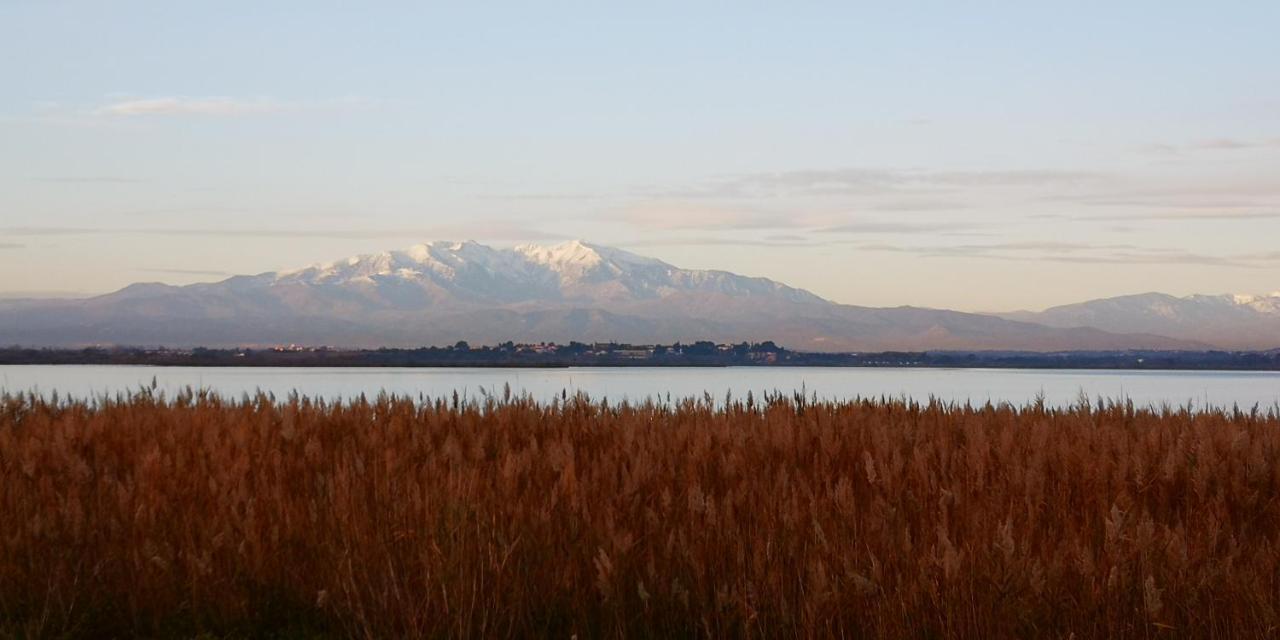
[3,365,1279,409]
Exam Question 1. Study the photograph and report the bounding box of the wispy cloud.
[1038,251,1252,267]
[818,221,980,234]
[483,191,612,202]
[139,267,232,277]
[1043,183,1280,211]
[858,241,1258,268]
[866,199,970,212]
[919,241,1139,255]
[95,96,377,118]
[1036,211,1280,222]
[1193,138,1280,151]
[614,169,1110,237]
[615,198,982,234]
[3,96,373,128]
[31,176,145,184]
[653,168,1109,200]
[1135,143,1180,156]
[99,97,287,117]
[619,235,833,249]
[1137,137,1280,155]
[1,227,97,237]
[617,227,988,249]
[616,203,804,231]
[0,224,560,243]
[620,238,770,248]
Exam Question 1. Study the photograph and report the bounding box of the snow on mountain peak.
[1227,291,1280,314]
[516,240,603,269]
[512,241,665,283]
[261,239,827,307]
[1168,291,1280,315]
[1243,292,1280,314]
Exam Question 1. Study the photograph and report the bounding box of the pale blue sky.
[2,1,1278,310]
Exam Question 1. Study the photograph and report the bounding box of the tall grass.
[2,388,1279,638]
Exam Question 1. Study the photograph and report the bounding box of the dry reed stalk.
[1,389,1278,638]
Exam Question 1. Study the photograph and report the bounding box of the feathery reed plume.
[2,390,1278,637]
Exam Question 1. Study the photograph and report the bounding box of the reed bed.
[2,387,1279,638]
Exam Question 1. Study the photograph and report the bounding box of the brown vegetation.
[2,388,1279,638]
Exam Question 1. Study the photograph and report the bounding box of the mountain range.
[0,240,1274,351]
[999,292,1280,350]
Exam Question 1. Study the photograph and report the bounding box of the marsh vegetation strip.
[3,365,1280,409]
[3,391,1280,637]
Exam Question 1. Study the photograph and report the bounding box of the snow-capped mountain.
[1231,292,1280,315]
[0,240,1204,351]
[268,240,825,308]
[999,291,1280,349]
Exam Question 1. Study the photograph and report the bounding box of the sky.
[2,1,1278,311]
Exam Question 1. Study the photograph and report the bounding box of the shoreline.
[3,346,1279,371]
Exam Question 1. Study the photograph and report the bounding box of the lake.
[3,365,1279,409]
